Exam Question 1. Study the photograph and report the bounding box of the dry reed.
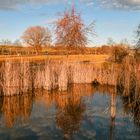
[0,57,139,97]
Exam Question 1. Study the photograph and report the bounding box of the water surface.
[0,84,139,140]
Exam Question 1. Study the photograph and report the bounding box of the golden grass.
[0,54,109,63]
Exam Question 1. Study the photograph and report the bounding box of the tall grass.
[0,58,119,96]
[117,56,140,99]
[0,56,139,96]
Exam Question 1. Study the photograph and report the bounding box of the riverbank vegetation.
[0,6,140,99]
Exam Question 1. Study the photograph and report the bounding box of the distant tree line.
[0,7,140,59]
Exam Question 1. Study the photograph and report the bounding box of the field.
[0,54,109,63]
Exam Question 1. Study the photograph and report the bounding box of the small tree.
[134,24,140,60]
[120,38,129,47]
[107,38,116,46]
[135,24,140,49]
[22,26,51,54]
[13,39,22,46]
[111,45,129,63]
[55,7,95,53]
[0,39,12,46]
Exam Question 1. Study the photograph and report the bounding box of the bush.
[110,45,129,63]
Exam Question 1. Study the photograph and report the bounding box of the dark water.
[0,84,139,140]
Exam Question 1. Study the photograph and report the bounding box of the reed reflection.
[121,93,140,126]
[0,83,139,135]
[1,94,33,128]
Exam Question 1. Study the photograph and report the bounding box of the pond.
[0,84,139,140]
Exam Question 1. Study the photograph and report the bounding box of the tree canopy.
[55,7,95,50]
[22,26,51,54]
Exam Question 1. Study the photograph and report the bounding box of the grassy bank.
[0,54,109,63]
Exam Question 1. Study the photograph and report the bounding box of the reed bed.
[0,56,139,97]
[117,56,140,99]
[0,59,117,96]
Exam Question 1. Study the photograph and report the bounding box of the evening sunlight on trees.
[22,26,51,54]
[55,7,95,52]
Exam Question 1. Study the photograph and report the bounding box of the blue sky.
[0,0,140,46]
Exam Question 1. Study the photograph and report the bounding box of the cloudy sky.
[0,0,140,46]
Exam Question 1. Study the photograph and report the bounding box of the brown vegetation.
[110,44,129,63]
[55,7,95,53]
[0,56,120,96]
[22,26,51,54]
[56,7,86,48]
[134,24,140,61]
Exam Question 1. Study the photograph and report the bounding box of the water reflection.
[0,94,33,128]
[0,84,139,140]
[56,97,85,139]
[121,93,140,126]
[109,93,116,140]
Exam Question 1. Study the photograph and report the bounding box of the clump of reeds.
[117,56,139,97]
[0,61,5,96]
[2,56,139,96]
[1,59,70,96]
[1,59,31,96]
[70,62,119,86]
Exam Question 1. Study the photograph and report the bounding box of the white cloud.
[0,0,68,10]
[80,0,94,6]
[0,0,140,11]
[86,2,94,6]
[0,0,95,11]
[100,0,140,10]
[42,18,57,24]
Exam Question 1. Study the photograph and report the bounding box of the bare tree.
[134,24,140,60]
[22,26,51,54]
[0,39,12,46]
[55,7,95,52]
[120,38,129,47]
[13,39,22,46]
[135,24,140,49]
[110,45,129,63]
[107,38,116,46]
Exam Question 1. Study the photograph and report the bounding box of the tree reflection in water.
[54,84,91,139]
[56,97,85,139]
[0,83,139,140]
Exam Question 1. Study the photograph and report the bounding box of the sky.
[0,0,140,46]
